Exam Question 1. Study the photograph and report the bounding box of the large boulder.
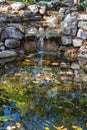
[61,14,77,36]
[0,50,17,58]
[6,27,24,40]
[5,39,21,49]
[11,2,26,10]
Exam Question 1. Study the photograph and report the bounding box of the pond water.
[0,25,87,130]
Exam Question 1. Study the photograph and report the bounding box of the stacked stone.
[61,10,87,59]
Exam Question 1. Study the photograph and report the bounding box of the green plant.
[77,1,87,11]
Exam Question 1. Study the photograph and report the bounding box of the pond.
[0,24,87,130]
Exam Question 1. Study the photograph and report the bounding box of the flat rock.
[6,27,24,40]
[5,39,20,48]
[0,50,17,58]
[78,14,87,21]
[78,21,87,30]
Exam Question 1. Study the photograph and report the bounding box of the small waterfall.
[35,36,44,52]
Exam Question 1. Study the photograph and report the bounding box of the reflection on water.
[0,54,87,130]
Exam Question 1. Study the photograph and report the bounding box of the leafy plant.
[77,1,87,11]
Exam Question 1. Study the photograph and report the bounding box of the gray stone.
[78,46,87,59]
[64,15,77,25]
[0,0,7,3]
[0,46,5,51]
[0,50,17,58]
[11,2,26,10]
[1,31,9,42]
[6,27,24,40]
[21,11,31,18]
[0,14,8,22]
[78,21,87,30]
[5,39,20,48]
[7,23,25,33]
[71,62,80,70]
[61,21,71,35]
[39,5,46,15]
[62,36,72,46]
[27,4,39,14]
[78,14,87,21]
[71,26,77,36]
[0,57,16,65]
[73,38,83,47]
[0,42,3,46]
[61,15,77,35]
[77,29,87,40]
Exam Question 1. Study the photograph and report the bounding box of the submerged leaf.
[0,116,13,122]
[72,125,83,130]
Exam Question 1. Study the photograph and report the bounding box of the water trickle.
[35,36,44,52]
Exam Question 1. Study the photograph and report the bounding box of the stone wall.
[0,0,87,60]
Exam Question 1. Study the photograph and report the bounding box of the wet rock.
[71,62,80,70]
[78,21,87,30]
[78,45,87,59]
[23,40,37,53]
[0,57,16,65]
[7,23,25,33]
[0,14,8,22]
[62,36,72,46]
[6,27,24,40]
[77,29,87,40]
[8,16,21,23]
[73,38,83,47]
[1,31,9,42]
[21,11,31,18]
[11,2,26,10]
[27,4,39,14]
[5,39,21,49]
[0,50,17,58]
